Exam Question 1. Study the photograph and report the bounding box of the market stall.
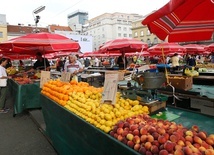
[8,79,41,116]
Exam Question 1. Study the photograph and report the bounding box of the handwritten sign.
[40,71,51,88]
[61,72,71,82]
[101,73,118,104]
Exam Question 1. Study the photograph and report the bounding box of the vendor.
[26,52,50,73]
[64,54,83,81]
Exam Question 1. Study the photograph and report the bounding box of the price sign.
[40,71,50,88]
[61,72,71,82]
[101,72,119,104]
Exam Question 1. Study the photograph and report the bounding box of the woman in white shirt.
[0,58,10,113]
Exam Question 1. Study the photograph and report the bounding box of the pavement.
[0,91,58,155]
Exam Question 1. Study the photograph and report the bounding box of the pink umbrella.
[182,44,205,54]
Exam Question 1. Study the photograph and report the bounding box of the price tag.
[61,72,71,82]
[101,73,119,104]
[40,71,50,88]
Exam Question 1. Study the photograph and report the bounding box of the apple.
[134,143,141,151]
[122,130,129,137]
[147,135,154,142]
[138,146,146,154]
[191,125,199,133]
[159,149,169,155]
[144,141,152,150]
[174,149,184,155]
[185,130,193,137]
[164,141,174,153]
[151,140,160,148]
[140,135,147,143]
[133,129,140,136]
[157,127,166,135]
[127,140,134,148]
[121,137,128,145]
[109,131,114,137]
[152,132,159,140]
[170,134,178,143]
[193,136,202,145]
[117,135,123,141]
[130,124,138,131]
[185,135,193,143]
[163,133,170,140]
[206,137,214,145]
[183,146,193,155]
[197,131,207,140]
[140,127,148,135]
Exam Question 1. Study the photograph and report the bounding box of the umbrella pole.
[43,46,47,71]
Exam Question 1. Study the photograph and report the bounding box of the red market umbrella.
[1,54,34,60]
[142,0,214,42]
[182,44,205,54]
[99,38,148,53]
[0,32,80,55]
[205,43,214,52]
[125,51,150,57]
[147,42,186,55]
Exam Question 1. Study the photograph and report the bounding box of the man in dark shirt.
[26,52,50,72]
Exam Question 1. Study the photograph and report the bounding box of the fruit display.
[41,79,149,133]
[13,77,33,85]
[196,63,214,69]
[6,67,17,75]
[109,114,214,155]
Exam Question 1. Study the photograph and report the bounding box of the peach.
[117,120,125,128]
[133,135,141,144]
[127,140,134,148]
[148,126,156,134]
[144,141,152,150]
[175,144,182,150]
[145,151,152,155]
[117,127,124,135]
[198,146,206,152]
[158,135,167,144]
[170,134,178,143]
[123,122,130,128]
[174,149,184,155]
[193,136,203,145]
[205,137,214,145]
[201,141,210,149]
[172,132,181,140]
[183,146,193,155]
[208,134,214,141]
[133,129,140,136]
[114,133,118,139]
[130,124,138,131]
[152,132,159,140]
[204,149,214,155]
[197,131,207,140]
[191,125,199,133]
[150,145,159,154]
[134,143,141,151]
[169,124,178,131]
[177,140,185,147]
[126,133,134,141]
[157,127,166,135]
[109,131,114,137]
[159,149,169,155]
[121,137,128,145]
[164,141,174,152]
[151,140,160,148]
[139,127,148,135]
[122,130,129,137]
[157,121,164,128]
[117,135,123,141]
[185,141,192,146]
[147,135,154,142]
[138,146,146,154]
[140,135,147,143]
[163,133,170,140]
[185,135,193,143]
[185,130,193,137]
[193,143,201,149]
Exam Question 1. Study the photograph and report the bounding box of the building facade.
[67,10,88,34]
[84,12,143,51]
[132,17,164,47]
[0,14,8,42]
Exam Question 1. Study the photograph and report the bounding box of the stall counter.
[8,79,41,116]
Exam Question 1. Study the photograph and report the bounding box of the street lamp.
[32,6,45,33]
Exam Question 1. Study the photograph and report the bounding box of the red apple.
[152,132,159,140]
[133,135,141,144]
[138,146,146,154]
[133,129,140,136]
[183,146,193,155]
[127,140,134,148]
[117,120,125,128]
[140,135,148,143]
[144,141,152,150]
[140,127,148,135]
[158,135,167,144]
[134,143,141,151]
[170,134,178,143]
[117,135,123,141]
[150,145,159,154]
[117,127,124,135]
[159,149,169,155]
[130,124,138,131]
[164,141,174,153]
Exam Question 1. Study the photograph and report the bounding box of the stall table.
[41,94,214,155]
[8,79,41,116]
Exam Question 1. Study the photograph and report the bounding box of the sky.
[0,0,170,27]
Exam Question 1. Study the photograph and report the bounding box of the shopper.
[0,58,10,113]
[64,54,83,81]
[171,53,180,71]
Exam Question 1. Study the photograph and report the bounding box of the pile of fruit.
[41,79,149,133]
[6,67,17,75]
[14,77,32,85]
[110,114,214,155]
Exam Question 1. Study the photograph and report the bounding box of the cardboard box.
[168,76,193,91]
[201,105,214,116]
[141,101,166,113]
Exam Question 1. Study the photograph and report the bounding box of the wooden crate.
[141,101,166,113]
[168,76,193,91]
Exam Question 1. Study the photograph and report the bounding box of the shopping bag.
[0,79,7,87]
[72,75,78,82]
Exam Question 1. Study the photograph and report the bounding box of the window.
[147,29,151,35]
[153,37,158,44]
[118,26,121,31]
[129,34,132,37]
[140,31,144,36]
[147,38,151,45]
[141,39,144,42]
[123,34,127,37]
[102,34,105,38]
[118,33,121,37]
[0,32,3,38]
[134,32,138,37]
[123,27,127,31]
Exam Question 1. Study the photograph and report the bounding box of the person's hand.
[7,76,12,79]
